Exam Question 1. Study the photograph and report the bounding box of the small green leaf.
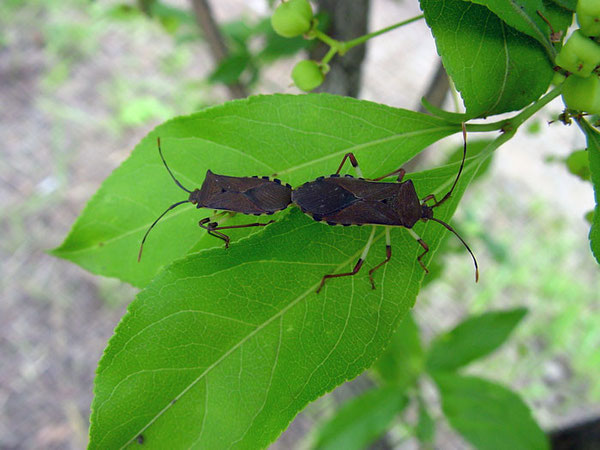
[550,0,576,11]
[221,20,253,46]
[415,397,435,444]
[51,94,459,287]
[420,0,554,117]
[87,158,481,448]
[373,313,424,388]
[208,52,251,84]
[434,373,549,450]
[426,308,527,372]
[565,149,591,181]
[312,386,408,450]
[577,119,600,264]
[420,97,471,123]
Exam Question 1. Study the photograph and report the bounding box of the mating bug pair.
[139,131,478,292]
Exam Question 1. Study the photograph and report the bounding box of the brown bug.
[138,138,292,261]
[292,125,478,293]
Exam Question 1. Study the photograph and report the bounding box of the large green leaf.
[312,386,408,450]
[426,308,527,372]
[88,157,481,448]
[420,0,554,118]
[434,373,549,450]
[462,0,554,55]
[51,94,458,287]
[577,119,600,265]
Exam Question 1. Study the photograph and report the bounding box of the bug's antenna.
[138,200,189,262]
[429,217,479,282]
[157,137,192,194]
[432,123,467,209]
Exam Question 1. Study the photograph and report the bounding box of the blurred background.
[1,0,599,448]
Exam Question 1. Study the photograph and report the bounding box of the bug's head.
[188,189,202,206]
[421,204,434,221]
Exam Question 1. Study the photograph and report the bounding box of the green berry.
[577,0,600,37]
[292,60,324,92]
[555,30,600,77]
[271,0,313,38]
[578,14,600,37]
[562,74,600,113]
[578,0,600,17]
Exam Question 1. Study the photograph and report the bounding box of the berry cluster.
[557,0,600,113]
[271,0,325,92]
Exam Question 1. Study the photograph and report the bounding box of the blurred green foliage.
[314,309,546,450]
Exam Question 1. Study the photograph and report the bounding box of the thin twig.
[190,0,248,99]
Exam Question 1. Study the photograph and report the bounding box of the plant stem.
[189,0,247,99]
[312,29,340,48]
[320,46,338,66]
[340,15,424,54]
[466,85,563,133]
[460,85,565,176]
[510,84,563,127]
[312,15,424,57]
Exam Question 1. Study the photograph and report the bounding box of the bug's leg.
[209,221,276,232]
[421,193,438,204]
[198,211,235,247]
[336,153,408,182]
[368,227,392,289]
[372,167,406,182]
[335,153,364,177]
[407,228,430,274]
[316,226,376,294]
[199,218,231,248]
[199,219,276,249]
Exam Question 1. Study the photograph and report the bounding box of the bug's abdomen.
[293,177,403,225]
[292,178,357,217]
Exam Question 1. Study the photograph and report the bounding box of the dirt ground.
[1,1,599,449]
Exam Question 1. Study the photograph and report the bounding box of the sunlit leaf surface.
[88,158,480,448]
